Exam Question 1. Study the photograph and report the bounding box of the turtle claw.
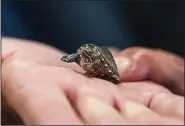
[60,44,120,84]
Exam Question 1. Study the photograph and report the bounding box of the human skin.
[2,37,184,125]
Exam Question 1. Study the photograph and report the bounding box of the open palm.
[2,38,184,125]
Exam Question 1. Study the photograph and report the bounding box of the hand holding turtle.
[2,38,184,125]
[61,44,120,83]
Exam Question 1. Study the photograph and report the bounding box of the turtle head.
[61,53,80,63]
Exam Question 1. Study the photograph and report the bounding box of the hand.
[1,37,122,125]
[115,47,184,95]
[72,81,184,125]
[63,47,184,125]
[2,38,184,125]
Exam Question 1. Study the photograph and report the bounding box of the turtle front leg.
[61,53,79,63]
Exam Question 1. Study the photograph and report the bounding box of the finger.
[117,47,184,95]
[71,84,115,105]
[119,81,171,98]
[115,54,150,81]
[118,86,152,106]
[63,74,127,125]
[120,99,159,124]
[118,81,171,116]
[117,81,171,114]
[117,82,184,124]
[2,61,83,125]
[3,84,83,125]
[2,37,66,63]
[2,37,84,73]
[63,70,126,114]
[74,93,127,125]
[149,93,184,120]
[72,81,181,125]
[120,100,183,125]
[65,84,115,121]
[57,66,124,105]
[20,90,83,125]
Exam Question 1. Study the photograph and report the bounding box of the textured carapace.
[61,44,120,84]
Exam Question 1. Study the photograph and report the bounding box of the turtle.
[60,44,120,84]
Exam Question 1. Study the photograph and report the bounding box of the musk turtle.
[61,44,120,84]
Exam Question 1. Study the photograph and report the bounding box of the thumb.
[116,47,184,95]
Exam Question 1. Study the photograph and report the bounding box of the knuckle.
[120,46,153,59]
[124,46,149,53]
[132,49,152,62]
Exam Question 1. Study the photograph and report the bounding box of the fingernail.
[115,57,132,74]
[132,50,148,60]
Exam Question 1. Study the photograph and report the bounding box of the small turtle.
[61,44,120,84]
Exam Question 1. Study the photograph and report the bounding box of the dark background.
[2,0,184,57]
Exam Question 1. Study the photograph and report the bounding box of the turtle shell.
[77,44,120,83]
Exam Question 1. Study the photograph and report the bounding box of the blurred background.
[2,0,184,57]
[1,1,184,124]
